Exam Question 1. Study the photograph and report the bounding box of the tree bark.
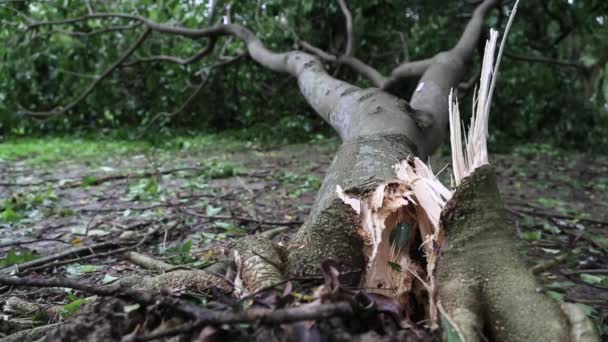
[437,166,570,341]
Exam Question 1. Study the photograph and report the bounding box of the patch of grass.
[273,171,322,197]
[0,137,149,165]
[0,130,336,166]
[512,143,561,158]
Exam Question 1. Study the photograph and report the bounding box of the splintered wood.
[337,157,451,324]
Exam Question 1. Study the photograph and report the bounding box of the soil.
[0,139,606,340]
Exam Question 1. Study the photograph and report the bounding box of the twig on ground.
[0,241,120,273]
[0,239,70,249]
[183,208,302,226]
[6,221,163,276]
[508,205,608,226]
[532,253,569,274]
[0,167,266,188]
[125,252,175,272]
[560,269,608,275]
[0,276,355,336]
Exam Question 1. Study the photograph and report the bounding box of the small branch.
[20,28,152,118]
[0,276,355,330]
[0,241,120,273]
[336,0,353,56]
[44,23,142,37]
[508,205,608,226]
[458,68,481,93]
[383,58,433,90]
[0,166,253,188]
[207,0,220,26]
[183,209,303,227]
[532,253,568,274]
[561,269,608,275]
[0,239,70,249]
[504,51,584,69]
[137,52,246,133]
[125,252,175,272]
[122,39,217,67]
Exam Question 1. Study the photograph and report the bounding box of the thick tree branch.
[20,28,152,118]
[406,0,499,155]
[299,40,387,87]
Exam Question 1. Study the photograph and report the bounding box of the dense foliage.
[0,0,607,149]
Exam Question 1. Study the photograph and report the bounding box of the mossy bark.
[437,166,571,342]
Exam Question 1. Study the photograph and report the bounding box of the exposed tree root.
[119,269,232,294]
[437,166,594,341]
[0,323,60,342]
[234,235,285,295]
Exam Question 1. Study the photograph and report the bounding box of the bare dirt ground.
[0,139,606,341]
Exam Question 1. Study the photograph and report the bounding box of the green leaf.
[66,264,104,277]
[541,221,561,234]
[546,290,564,301]
[580,274,608,286]
[0,248,38,266]
[181,240,193,253]
[61,297,92,318]
[537,198,562,209]
[442,315,463,342]
[102,274,119,284]
[214,221,233,230]
[388,261,402,272]
[389,222,412,253]
[520,230,542,241]
[1,207,21,222]
[81,176,99,187]
[123,303,141,313]
[205,205,222,216]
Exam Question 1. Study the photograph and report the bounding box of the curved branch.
[300,39,429,89]
[123,39,217,67]
[381,0,499,91]
[299,40,387,87]
[20,28,152,118]
[407,0,500,155]
[451,0,500,61]
[382,58,433,90]
[337,0,354,56]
